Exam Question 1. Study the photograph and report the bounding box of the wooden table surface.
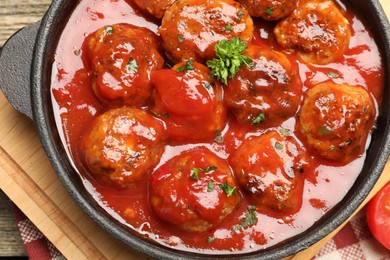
[0,0,389,258]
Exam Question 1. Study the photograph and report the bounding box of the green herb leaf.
[280,128,290,136]
[318,125,333,136]
[241,206,258,228]
[330,145,335,151]
[328,71,339,78]
[178,34,185,43]
[207,237,215,243]
[127,58,138,73]
[232,224,243,234]
[251,113,265,125]
[225,23,232,32]
[214,130,224,143]
[207,181,215,192]
[176,60,195,72]
[203,82,211,90]
[265,6,274,16]
[220,181,237,197]
[275,142,284,150]
[190,168,199,180]
[206,37,252,84]
[105,26,114,35]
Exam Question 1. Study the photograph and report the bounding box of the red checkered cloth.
[12,204,64,260]
[314,208,390,260]
[11,204,390,259]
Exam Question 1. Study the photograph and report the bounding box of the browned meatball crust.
[229,131,310,216]
[274,0,351,64]
[80,107,166,188]
[86,23,164,107]
[298,82,375,163]
[159,0,254,63]
[132,0,176,19]
[238,0,299,20]
[224,45,302,127]
[149,147,240,232]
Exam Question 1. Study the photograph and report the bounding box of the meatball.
[80,107,166,188]
[297,82,375,163]
[86,23,164,107]
[149,147,240,232]
[224,45,302,127]
[238,0,299,20]
[159,0,254,63]
[230,131,310,216]
[132,0,176,19]
[274,0,351,64]
[150,61,227,142]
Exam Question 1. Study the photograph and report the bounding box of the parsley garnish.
[330,145,335,151]
[328,71,339,78]
[206,37,252,84]
[318,125,333,135]
[265,6,274,16]
[203,82,211,90]
[127,58,138,73]
[207,237,215,243]
[190,168,199,180]
[176,60,195,72]
[280,128,290,136]
[225,24,232,32]
[207,181,215,192]
[251,113,265,125]
[220,181,236,197]
[214,130,224,143]
[275,142,284,150]
[178,34,185,43]
[104,26,114,36]
[241,205,258,228]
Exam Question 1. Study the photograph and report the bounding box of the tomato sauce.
[51,0,383,254]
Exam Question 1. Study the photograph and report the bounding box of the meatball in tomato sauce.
[150,61,227,143]
[132,0,176,19]
[230,131,311,217]
[224,45,301,127]
[149,147,240,232]
[80,107,166,188]
[297,82,375,163]
[238,0,298,20]
[159,0,254,63]
[274,0,351,64]
[86,23,164,107]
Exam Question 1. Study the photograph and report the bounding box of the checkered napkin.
[11,204,390,259]
[12,204,64,260]
[314,208,390,260]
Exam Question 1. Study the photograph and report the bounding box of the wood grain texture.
[0,0,389,259]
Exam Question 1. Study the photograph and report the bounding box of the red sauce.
[51,0,383,254]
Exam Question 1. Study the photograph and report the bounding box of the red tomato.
[366,181,390,250]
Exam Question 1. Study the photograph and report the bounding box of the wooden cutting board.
[0,1,389,259]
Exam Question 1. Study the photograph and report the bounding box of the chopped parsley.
[176,60,195,72]
[330,145,335,151]
[280,128,290,136]
[190,168,199,180]
[251,113,265,125]
[207,181,215,192]
[207,237,215,243]
[225,23,232,32]
[328,71,339,78]
[220,181,237,197]
[105,26,114,35]
[178,34,185,43]
[275,142,284,150]
[206,37,252,84]
[318,125,334,135]
[74,49,81,56]
[265,6,274,16]
[127,58,138,73]
[214,130,224,143]
[203,82,211,90]
[241,205,258,228]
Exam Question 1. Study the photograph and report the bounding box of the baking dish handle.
[0,21,41,120]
